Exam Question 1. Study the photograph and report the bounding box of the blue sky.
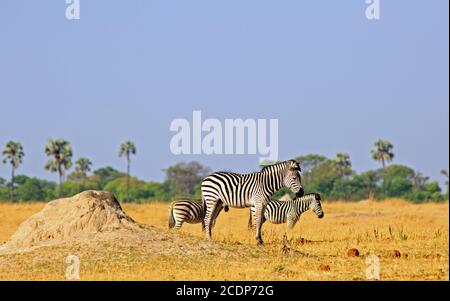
[0,1,448,187]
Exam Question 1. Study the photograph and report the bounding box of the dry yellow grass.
[0,199,448,280]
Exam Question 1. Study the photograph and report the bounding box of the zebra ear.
[315,193,321,201]
[289,160,300,171]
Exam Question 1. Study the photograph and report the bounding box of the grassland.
[0,199,448,280]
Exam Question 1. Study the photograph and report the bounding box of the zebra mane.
[298,193,321,202]
[261,159,300,173]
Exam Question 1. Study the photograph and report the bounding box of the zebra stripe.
[248,193,324,230]
[168,199,228,230]
[201,159,304,245]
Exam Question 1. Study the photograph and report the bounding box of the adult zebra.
[168,199,229,230]
[247,193,324,230]
[201,159,304,245]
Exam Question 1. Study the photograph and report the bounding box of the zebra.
[168,199,228,230]
[201,159,304,245]
[247,193,324,230]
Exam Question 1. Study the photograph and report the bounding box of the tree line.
[0,138,448,202]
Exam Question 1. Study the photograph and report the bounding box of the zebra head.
[308,193,324,218]
[283,160,304,198]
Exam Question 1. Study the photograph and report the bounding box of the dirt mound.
[0,190,142,252]
[388,250,402,258]
[319,264,331,271]
[347,248,360,257]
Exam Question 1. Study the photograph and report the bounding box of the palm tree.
[334,153,352,177]
[371,139,394,169]
[2,141,24,201]
[119,141,136,201]
[44,139,73,196]
[75,157,92,177]
[371,139,394,197]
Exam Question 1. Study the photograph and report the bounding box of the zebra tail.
[168,204,175,229]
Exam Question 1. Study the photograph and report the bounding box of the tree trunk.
[126,155,130,202]
[58,164,63,197]
[381,159,386,197]
[10,166,14,202]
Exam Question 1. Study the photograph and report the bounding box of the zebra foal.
[248,193,324,230]
[168,199,227,230]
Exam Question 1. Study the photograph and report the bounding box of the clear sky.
[0,1,448,187]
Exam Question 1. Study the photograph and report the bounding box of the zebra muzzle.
[296,188,304,197]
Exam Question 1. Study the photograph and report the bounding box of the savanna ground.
[0,199,448,280]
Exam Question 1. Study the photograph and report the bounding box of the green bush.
[301,160,341,198]
[91,166,126,189]
[103,176,150,202]
[146,181,173,201]
[331,177,369,201]
[16,177,56,201]
[0,187,9,201]
[407,182,443,202]
[56,180,100,198]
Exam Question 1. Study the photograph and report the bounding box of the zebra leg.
[255,202,266,245]
[247,208,253,230]
[201,220,206,232]
[204,200,218,240]
[211,203,223,228]
[248,208,257,231]
[286,217,299,242]
[174,219,184,230]
[168,207,176,229]
[287,219,295,230]
[287,215,299,231]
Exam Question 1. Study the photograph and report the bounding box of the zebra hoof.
[256,239,264,246]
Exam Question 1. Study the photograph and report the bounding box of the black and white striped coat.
[248,193,324,230]
[201,160,304,245]
[168,199,227,230]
